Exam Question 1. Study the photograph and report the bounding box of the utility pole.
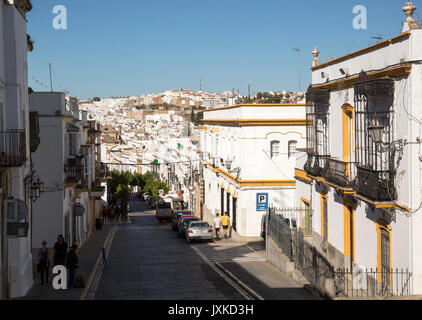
[292,49,302,94]
[49,63,53,92]
[248,84,251,102]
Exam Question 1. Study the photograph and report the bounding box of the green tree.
[115,184,130,201]
[93,97,101,101]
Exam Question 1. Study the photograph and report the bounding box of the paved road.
[92,198,318,300]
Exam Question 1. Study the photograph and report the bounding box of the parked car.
[186,221,213,243]
[178,217,200,239]
[177,214,196,231]
[172,210,193,231]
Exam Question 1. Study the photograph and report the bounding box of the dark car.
[178,217,200,239]
[172,210,193,231]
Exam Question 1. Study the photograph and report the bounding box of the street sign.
[256,193,269,212]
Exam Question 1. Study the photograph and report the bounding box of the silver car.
[186,221,213,243]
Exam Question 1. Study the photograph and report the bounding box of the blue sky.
[27,0,421,99]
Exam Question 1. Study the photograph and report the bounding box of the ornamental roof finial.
[402,2,419,32]
[312,46,320,67]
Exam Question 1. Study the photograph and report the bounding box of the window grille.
[354,72,395,172]
[306,88,330,156]
[69,133,78,157]
[353,72,397,201]
[270,140,280,158]
[288,140,297,158]
[381,228,391,295]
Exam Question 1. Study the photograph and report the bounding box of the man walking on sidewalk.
[53,235,68,266]
[221,212,230,239]
[213,213,221,240]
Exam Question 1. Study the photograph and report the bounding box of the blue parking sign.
[256,193,268,212]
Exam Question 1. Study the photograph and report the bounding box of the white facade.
[0,0,34,299]
[201,104,307,237]
[295,20,422,294]
[30,93,104,257]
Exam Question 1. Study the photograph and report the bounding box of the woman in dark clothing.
[66,244,79,287]
[37,240,50,285]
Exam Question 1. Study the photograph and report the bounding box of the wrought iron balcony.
[65,158,83,183]
[355,166,397,202]
[325,159,357,190]
[304,154,330,178]
[0,130,27,167]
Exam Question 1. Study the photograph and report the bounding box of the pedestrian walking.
[37,240,50,285]
[53,235,68,266]
[66,244,79,287]
[102,206,109,224]
[221,212,231,239]
[213,213,221,240]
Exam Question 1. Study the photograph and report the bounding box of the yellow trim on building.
[203,103,306,113]
[199,126,208,130]
[203,162,296,187]
[343,204,355,263]
[354,194,411,213]
[202,119,309,127]
[226,186,231,193]
[63,116,74,122]
[295,168,312,183]
[232,190,238,199]
[300,197,311,231]
[311,32,411,71]
[310,64,412,91]
[221,181,225,189]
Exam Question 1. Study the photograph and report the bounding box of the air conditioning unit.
[5,200,28,222]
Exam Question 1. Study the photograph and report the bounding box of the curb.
[79,226,115,300]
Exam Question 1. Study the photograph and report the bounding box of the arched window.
[270,141,280,159]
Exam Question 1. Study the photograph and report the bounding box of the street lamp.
[30,177,44,202]
[368,125,385,144]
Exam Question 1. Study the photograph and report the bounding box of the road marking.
[192,246,255,301]
[215,263,264,301]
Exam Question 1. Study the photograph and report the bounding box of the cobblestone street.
[90,199,318,300]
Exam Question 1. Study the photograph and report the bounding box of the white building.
[0,0,34,298]
[30,93,104,255]
[200,103,307,238]
[294,2,422,295]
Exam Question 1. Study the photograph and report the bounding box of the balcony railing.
[304,154,330,178]
[65,158,83,183]
[355,166,397,202]
[0,130,26,167]
[325,159,357,189]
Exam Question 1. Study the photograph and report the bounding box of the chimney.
[402,2,419,33]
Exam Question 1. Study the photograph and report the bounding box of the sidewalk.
[15,222,114,300]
